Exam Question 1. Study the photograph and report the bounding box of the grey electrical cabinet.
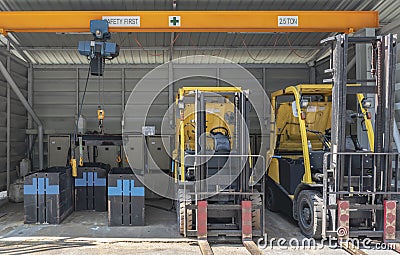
[96,146,119,167]
[146,135,171,171]
[48,135,70,167]
[124,135,145,171]
[122,135,172,199]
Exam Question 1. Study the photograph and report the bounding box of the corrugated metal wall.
[380,34,400,141]
[396,63,400,125]
[0,54,28,190]
[32,64,311,169]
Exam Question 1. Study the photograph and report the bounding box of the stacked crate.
[108,167,145,226]
[74,163,110,212]
[24,167,73,224]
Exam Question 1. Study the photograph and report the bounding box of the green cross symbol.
[170,17,179,26]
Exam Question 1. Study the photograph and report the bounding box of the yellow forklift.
[173,87,264,240]
[266,84,373,238]
[266,34,399,241]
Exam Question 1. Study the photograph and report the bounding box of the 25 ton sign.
[277,16,299,27]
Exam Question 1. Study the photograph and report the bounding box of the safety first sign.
[102,16,141,27]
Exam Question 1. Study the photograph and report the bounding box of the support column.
[262,67,267,127]
[168,1,176,129]
[216,67,220,87]
[262,67,266,91]
[6,40,10,195]
[76,67,79,117]
[308,62,316,84]
[168,60,174,128]
[121,68,125,117]
[27,64,33,166]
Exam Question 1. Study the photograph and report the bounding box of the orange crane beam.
[0,11,378,35]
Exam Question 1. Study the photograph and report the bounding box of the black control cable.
[74,58,92,142]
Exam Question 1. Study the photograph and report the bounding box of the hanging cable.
[102,70,105,108]
[131,33,181,57]
[273,33,279,47]
[171,33,181,46]
[132,33,163,57]
[71,57,92,176]
[285,33,317,60]
[97,58,105,134]
[74,59,92,141]
[187,33,195,47]
[238,34,270,62]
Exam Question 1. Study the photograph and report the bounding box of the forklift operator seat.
[275,101,332,152]
[212,132,231,152]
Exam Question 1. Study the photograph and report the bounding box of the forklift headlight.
[178,100,184,110]
[300,99,309,108]
[362,99,372,109]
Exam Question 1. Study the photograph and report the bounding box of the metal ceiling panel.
[0,0,397,65]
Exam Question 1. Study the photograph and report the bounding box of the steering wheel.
[209,126,229,136]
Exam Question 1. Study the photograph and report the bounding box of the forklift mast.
[174,87,265,240]
[323,34,399,241]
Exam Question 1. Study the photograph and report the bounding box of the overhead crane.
[0,9,379,175]
[0,10,383,255]
[0,11,378,34]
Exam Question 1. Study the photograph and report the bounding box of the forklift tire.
[177,189,192,235]
[265,182,279,212]
[250,194,262,230]
[296,190,323,239]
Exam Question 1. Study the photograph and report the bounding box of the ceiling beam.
[5,34,31,64]
[0,48,29,67]
[19,45,321,51]
[380,19,400,34]
[311,41,331,62]
[0,11,379,34]
[33,63,309,69]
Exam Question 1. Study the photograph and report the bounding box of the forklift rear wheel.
[266,181,279,212]
[177,189,193,235]
[250,194,262,230]
[296,190,323,239]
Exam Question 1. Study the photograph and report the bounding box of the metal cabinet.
[48,135,70,167]
[146,135,171,171]
[96,146,119,167]
[124,135,144,171]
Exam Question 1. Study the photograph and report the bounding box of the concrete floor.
[0,199,182,240]
[0,199,398,254]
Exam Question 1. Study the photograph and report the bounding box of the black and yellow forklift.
[173,87,265,240]
[266,34,399,241]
